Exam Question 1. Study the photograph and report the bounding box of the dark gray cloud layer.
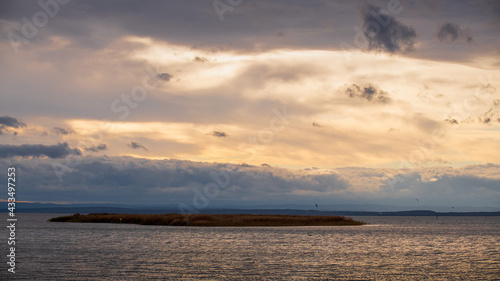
[0,0,497,63]
[1,1,352,52]
[0,156,349,205]
[0,156,497,208]
[344,84,392,104]
[437,22,473,43]
[361,5,417,53]
[0,142,81,158]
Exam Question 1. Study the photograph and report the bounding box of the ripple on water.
[2,214,499,280]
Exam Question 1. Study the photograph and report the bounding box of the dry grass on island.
[49,213,366,227]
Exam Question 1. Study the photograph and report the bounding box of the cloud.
[481,106,500,124]
[312,122,322,127]
[437,22,473,43]
[3,156,349,204]
[210,131,227,137]
[0,142,81,159]
[2,156,498,208]
[194,56,208,63]
[0,116,26,128]
[446,97,499,125]
[129,141,148,151]
[1,1,496,67]
[378,165,500,207]
[53,127,74,135]
[85,144,108,152]
[465,105,500,125]
[361,5,417,53]
[156,73,172,81]
[0,116,26,134]
[343,83,392,104]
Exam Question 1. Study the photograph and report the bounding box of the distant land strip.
[48,213,366,227]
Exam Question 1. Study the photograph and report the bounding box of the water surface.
[2,214,499,280]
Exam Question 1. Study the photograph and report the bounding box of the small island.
[49,213,365,227]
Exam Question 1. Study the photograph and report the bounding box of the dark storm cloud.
[85,144,108,152]
[361,5,417,53]
[0,142,81,158]
[343,84,392,104]
[156,73,172,81]
[129,141,148,151]
[437,22,473,43]
[0,116,26,128]
[2,156,349,204]
[211,131,227,137]
[53,127,74,135]
[3,157,498,207]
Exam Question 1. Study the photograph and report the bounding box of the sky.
[0,0,499,211]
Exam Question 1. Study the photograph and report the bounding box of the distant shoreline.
[48,213,366,227]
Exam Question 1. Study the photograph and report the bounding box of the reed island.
[49,213,365,227]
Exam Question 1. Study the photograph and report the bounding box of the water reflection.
[2,214,498,280]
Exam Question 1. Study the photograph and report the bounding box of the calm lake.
[2,213,499,280]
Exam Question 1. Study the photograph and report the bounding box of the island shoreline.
[49,213,366,227]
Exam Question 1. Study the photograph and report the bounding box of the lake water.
[1,213,499,280]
